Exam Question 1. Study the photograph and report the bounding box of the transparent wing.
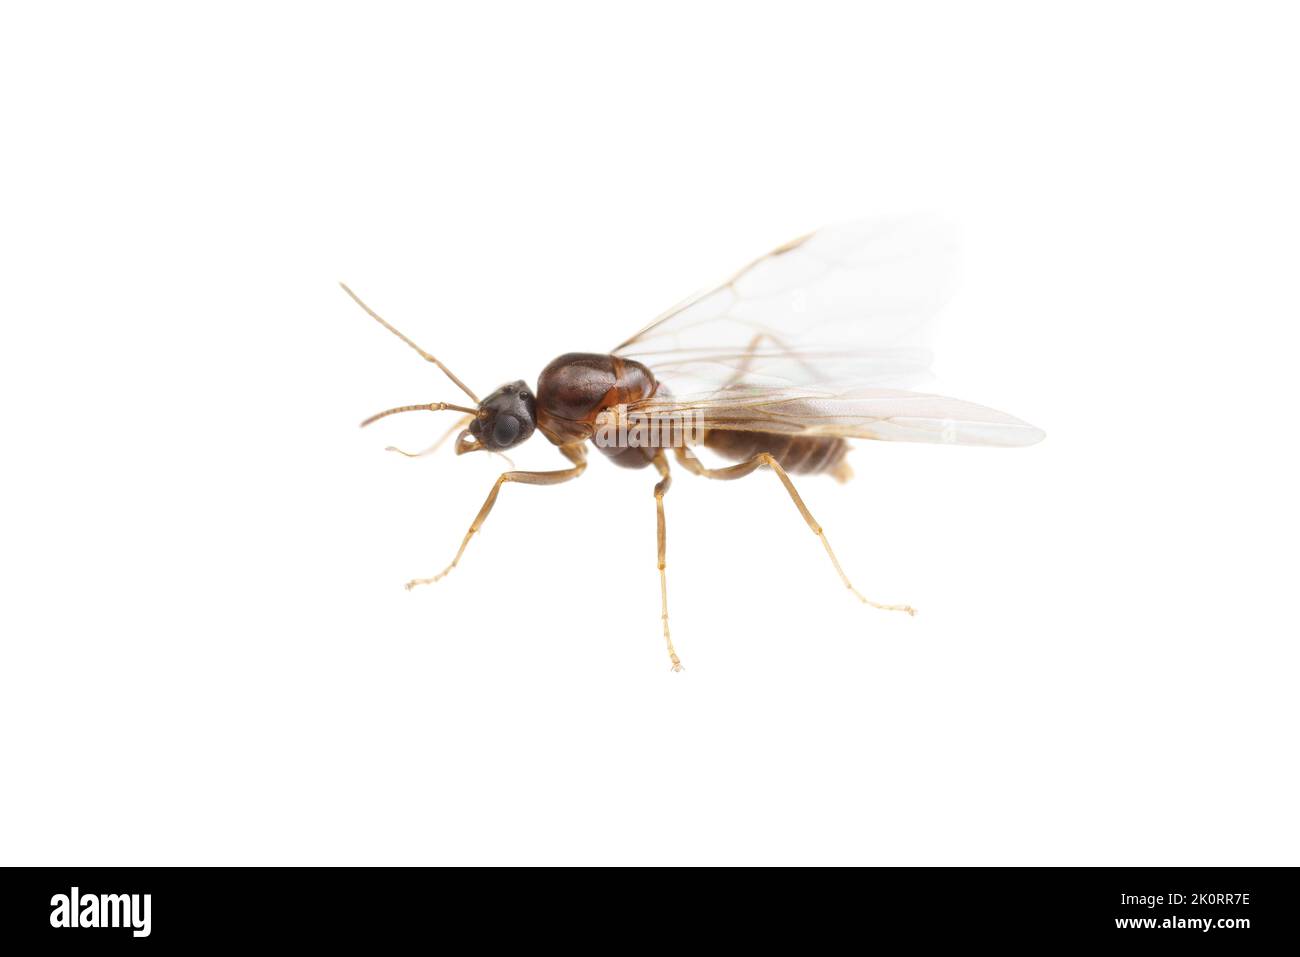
[628,385,1045,448]
[613,215,960,395]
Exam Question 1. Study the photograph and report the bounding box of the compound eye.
[491,414,522,448]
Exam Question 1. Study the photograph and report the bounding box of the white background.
[2,2,1296,866]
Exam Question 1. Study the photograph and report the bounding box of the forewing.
[614,216,959,394]
[629,386,1045,448]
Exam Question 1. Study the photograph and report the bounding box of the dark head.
[342,283,544,458]
[457,380,537,454]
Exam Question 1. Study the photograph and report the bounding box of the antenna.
[339,282,480,404]
[359,401,478,429]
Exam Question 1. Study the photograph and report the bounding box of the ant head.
[457,381,537,454]
[343,284,537,458]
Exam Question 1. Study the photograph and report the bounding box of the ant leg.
[385,414,474,458]
[406,444,587,590]
[720,331,821,388]
[674,447,914,615]
[651,451,682,671]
